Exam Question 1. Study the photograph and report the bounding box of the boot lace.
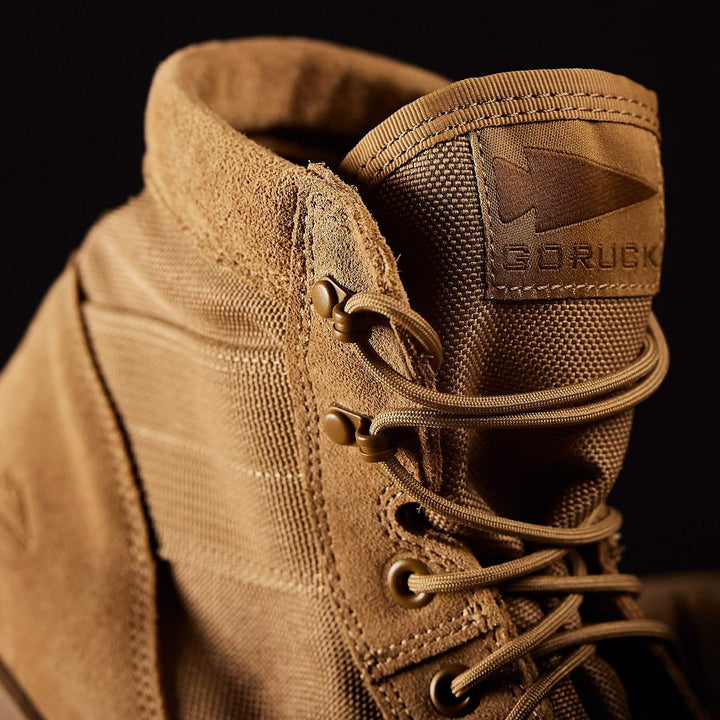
[317,282,673,720]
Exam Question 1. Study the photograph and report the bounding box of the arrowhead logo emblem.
[494,148,657,232]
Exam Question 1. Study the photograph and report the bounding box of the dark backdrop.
[1,3,715,574]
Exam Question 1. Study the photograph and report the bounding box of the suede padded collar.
[142,37,447,283]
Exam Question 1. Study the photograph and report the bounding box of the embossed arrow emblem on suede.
[494,148,657,232]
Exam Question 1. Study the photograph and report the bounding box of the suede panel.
[143,37,446,297]
[0,265,164,719]
[292,167,552,718]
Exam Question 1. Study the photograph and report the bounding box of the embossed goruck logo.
[471,125,664,300]
[494,148,657,232]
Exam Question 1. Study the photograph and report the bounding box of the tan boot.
[0,37,707,719]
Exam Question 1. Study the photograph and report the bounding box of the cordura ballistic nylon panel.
[79,196,385,719]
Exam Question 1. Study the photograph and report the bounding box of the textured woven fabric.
[368,135,650,527]
[362,130,651,717]
[79,195,385,720]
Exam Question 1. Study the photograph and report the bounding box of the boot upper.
[0,37,704,720]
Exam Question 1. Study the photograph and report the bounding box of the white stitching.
[131,425,302,482]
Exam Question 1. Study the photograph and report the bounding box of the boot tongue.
[340,69,663,528]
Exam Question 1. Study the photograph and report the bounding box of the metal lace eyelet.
[310,277,347,318]
[429,664,480,717]
[321,406,397,462]
[310,276,370,343]
[387,558,433,609]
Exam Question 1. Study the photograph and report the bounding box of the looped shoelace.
[338,290,673,719]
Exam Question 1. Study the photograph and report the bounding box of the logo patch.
[471,122,664,300]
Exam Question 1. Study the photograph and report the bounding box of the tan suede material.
[295,165,550,717]
[0,265,164,719]
[143,37,447,292]
[0,36,704,720]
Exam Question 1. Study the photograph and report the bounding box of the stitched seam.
[357,94,657,173]
[89,320,283,373]
[366,106,658,182]
[377,609,473,650]
[653,138,666,256]
[159,541,324,596]
[496,281,659,292]
[472,132,499,294]
[87,365,304,569]
[378,679,415,720]
[357,91,657,172]
[87,310,281,361]
[131,425,301,482]
[302,195,374,671]
[76,272,161,717]
[371,618,476,666]
[370,484,482,665]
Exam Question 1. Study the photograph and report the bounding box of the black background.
[1,4,715,574]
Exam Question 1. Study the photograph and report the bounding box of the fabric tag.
[471,120,663,300]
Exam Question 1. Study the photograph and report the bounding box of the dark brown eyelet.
[387,559,432,609]
[310,279,339,319]
[331,304,371,343]
[395,502,430,534]
[320,409,357,446]
[429,665,480,717]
